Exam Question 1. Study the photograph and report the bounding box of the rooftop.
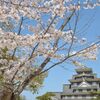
[61,92,92,96]
[69,78,100,83]
[71,86,98,89]
[75,67,92,73]
[73,73,96,79]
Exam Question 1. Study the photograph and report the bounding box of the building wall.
[61,96,96,100]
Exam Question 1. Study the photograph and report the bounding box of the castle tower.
[52,67,100,100]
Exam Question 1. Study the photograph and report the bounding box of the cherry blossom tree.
[0,0,100,100]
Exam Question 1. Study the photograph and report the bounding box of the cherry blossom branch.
[16,57,50,94]
[44,14,57,35]
[67,11,79,56]
[54,10,75,51]
[40,40,100,74]
[11,13,57,83]
[12,17,24,59]
[60,10,75,31]
[15,10,76,94]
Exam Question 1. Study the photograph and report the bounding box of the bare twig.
[12,17,23,59]
[67,11,79,56]
[40,40,100,75]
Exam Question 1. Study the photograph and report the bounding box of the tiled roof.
[76,68,92,73]
[71,86,97,89]
[69,78,100,83]
[73,73,96,78]
[61,92,91,96]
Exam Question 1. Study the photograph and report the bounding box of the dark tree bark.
[0,89,18,100]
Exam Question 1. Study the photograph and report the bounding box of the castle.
[52,67,100,100]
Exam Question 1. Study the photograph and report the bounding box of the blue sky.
[22,6,100,100]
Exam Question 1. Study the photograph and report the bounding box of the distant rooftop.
[75,67,92,73]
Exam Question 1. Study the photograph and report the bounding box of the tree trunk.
[0,90,17,100]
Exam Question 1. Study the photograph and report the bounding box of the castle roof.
[75,67,92,73]
[69,78,100,83]
[61,92,92,96]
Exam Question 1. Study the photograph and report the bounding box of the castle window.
[77,83,80,85]
[79,89,82,92]
[69,84,71,89]
[92,76,94,79]
[87,89,91,92]
[93,89,97,91]
[73,89,76,93]
[99,83,100,87]
[82,95,86,97]
[75,95,78,97]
